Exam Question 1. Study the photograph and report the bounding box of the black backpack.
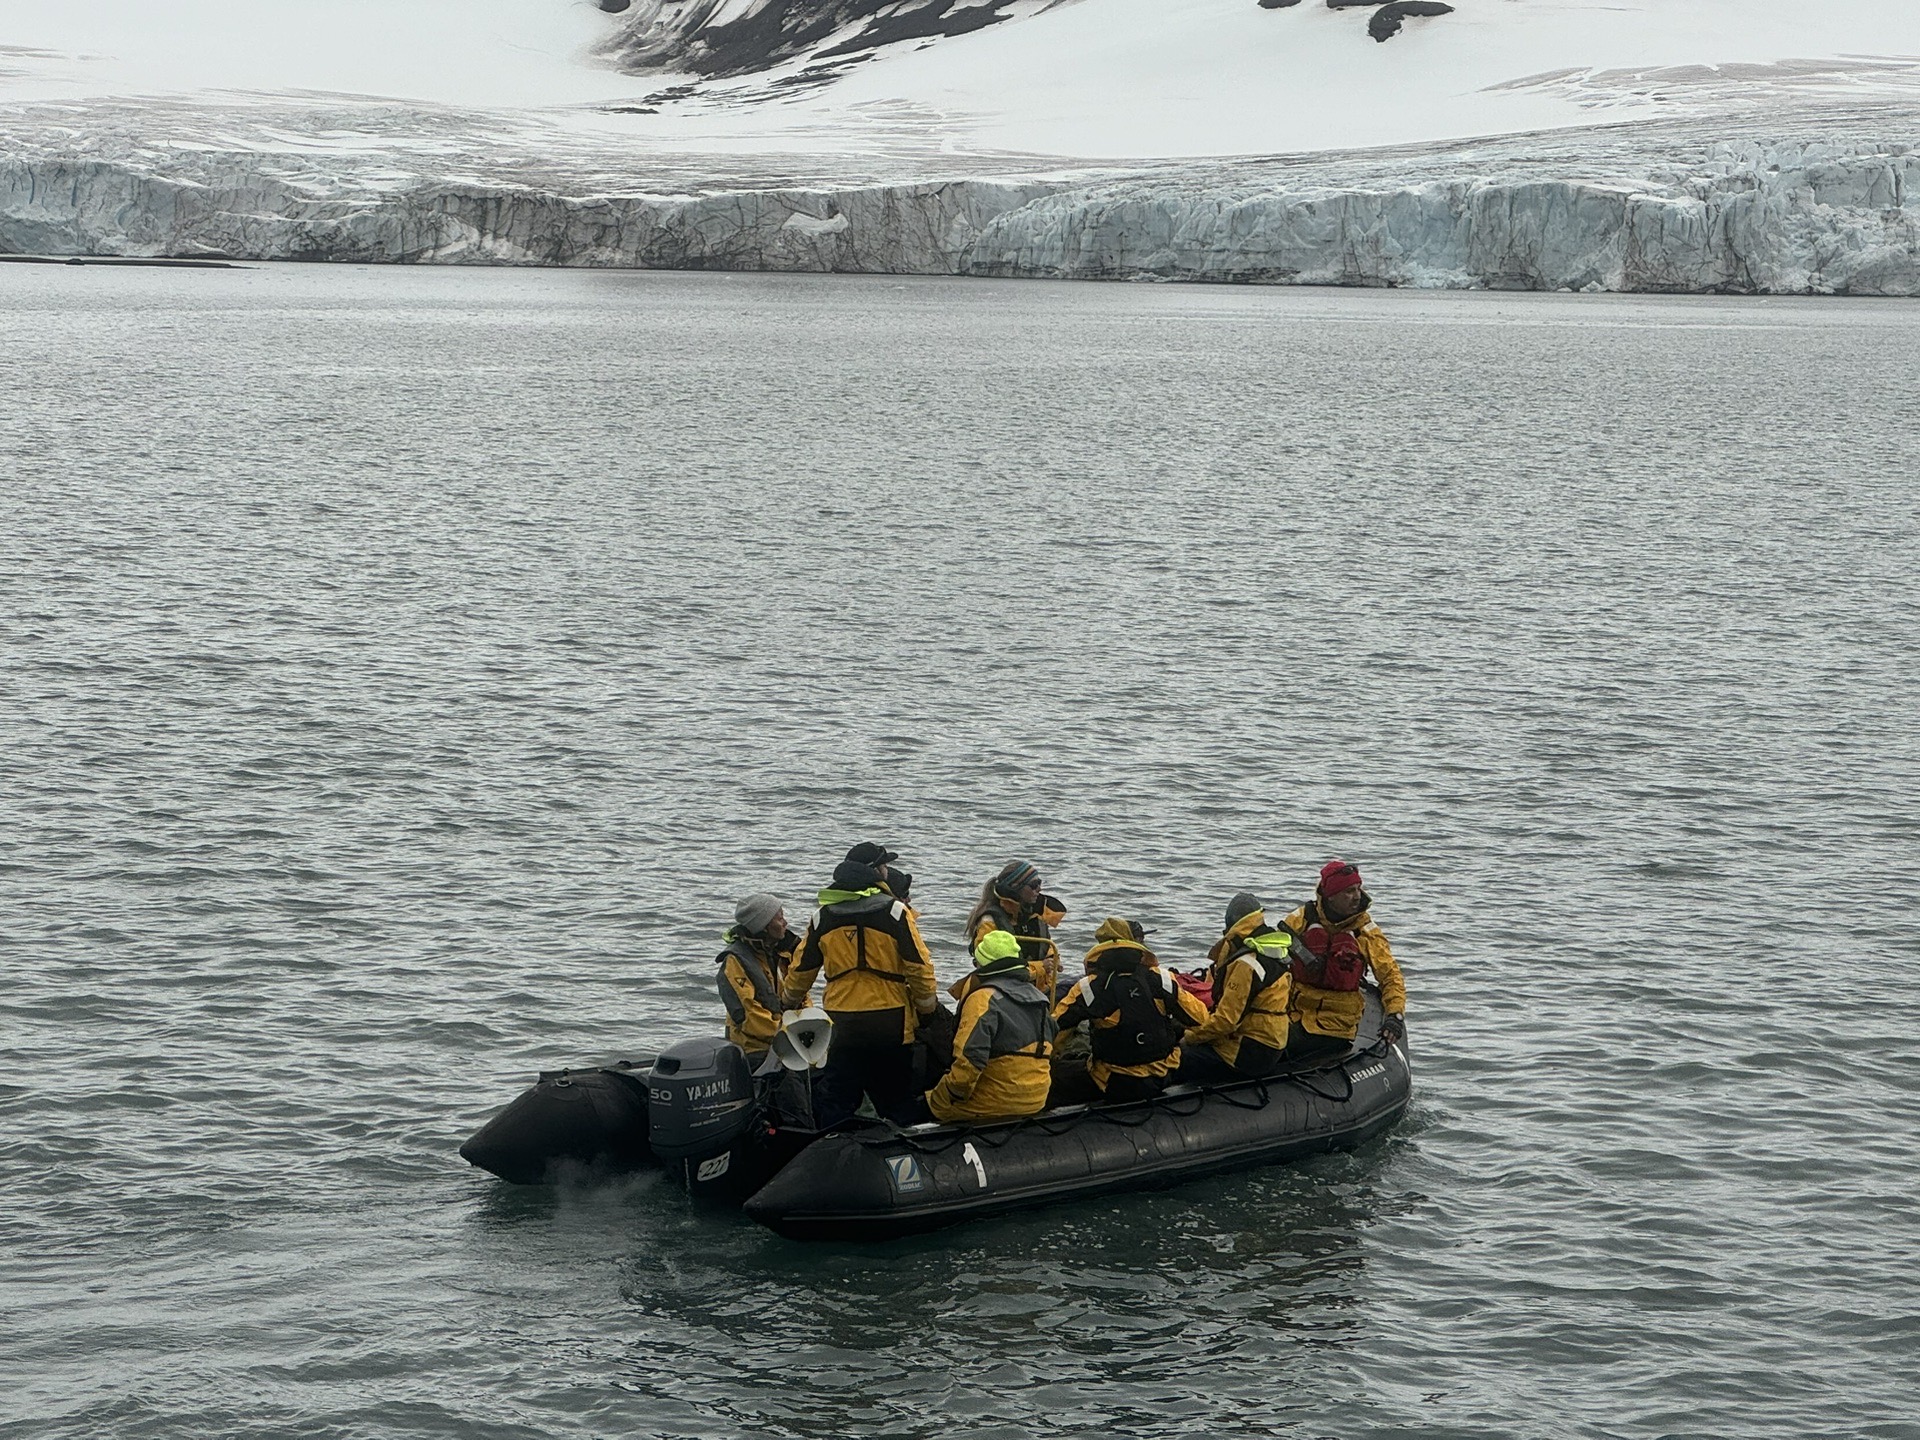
[1086,965,1188,1068]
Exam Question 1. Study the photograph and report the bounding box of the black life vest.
[812,892,917,989]
[1288,923,1364,993]
[1079,963,1188,1067]
[715,932,793,1025]
[970,896,1053,955]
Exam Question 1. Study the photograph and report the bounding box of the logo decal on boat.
[1349,1064,1384,1082]
[886,1154,927,1194]
[695,1152,731,1181]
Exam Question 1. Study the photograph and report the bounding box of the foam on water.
[2,265,1917,1439]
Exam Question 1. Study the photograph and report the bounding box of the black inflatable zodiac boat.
[460,994,1411,1241]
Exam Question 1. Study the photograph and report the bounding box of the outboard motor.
[647,1038,764,1200]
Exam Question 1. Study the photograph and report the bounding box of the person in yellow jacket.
[715,892,797,1057]
[780,857,940,1126]
[953,859,1067,1002]
[1177,892,1295,1082]
[1282,858,1407,1057]
[921,930,1056,1124]
[1051,918,1210,1105]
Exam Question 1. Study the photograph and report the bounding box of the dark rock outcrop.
[817,0,1016,61]
[605,0,1019,78]
[1370,1,1452,41]
[1258,0,1305,9]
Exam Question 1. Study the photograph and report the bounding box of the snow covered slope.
[598,0,1920,158]
[5,0,1920,161]
[0,0,649,111]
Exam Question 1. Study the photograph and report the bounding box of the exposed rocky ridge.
[596,0,1450,78]
[1370,4,1453,43]
[601,0,1052,79]
[2,104,1915,293]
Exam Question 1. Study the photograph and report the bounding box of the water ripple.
[3,267,1917,1440]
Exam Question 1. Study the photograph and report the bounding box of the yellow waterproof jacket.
[926,970,1056,1123]
[952,893,1066,1000]
[781,887,938,1047]
[1282,896,1405,1039]
[1185,912,1293,1066]
[1053,940,1211,1088]
[716,928,797,1054]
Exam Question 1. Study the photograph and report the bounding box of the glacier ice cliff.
[967,135,1920,294]
[2,103,1915,294]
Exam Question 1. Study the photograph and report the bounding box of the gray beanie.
[1224,891,1263,930]
[735,892,784,935]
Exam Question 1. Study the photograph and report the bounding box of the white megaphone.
[770,1007,833,1072]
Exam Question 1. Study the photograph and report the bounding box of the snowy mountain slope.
[0,0,656,109]
[601,0,1920,158]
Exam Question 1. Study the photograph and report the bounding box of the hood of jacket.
[981,969,1050,1008]
[1208,907,1269,965]
[1085,938,1158,976]
[816,884,886,908]
[723,925,794,958]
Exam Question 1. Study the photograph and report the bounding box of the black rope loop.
[1088,1104,1160,1130]
[1216,1081,1274,1111]
[1285,1069,1354,1103]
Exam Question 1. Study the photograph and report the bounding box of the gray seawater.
[3,262,1918,1440]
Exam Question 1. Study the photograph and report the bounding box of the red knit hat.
[1319,859,1364,896]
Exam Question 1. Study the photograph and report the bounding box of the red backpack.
[1290,925,1364,993]
[1171,969,1216,1009]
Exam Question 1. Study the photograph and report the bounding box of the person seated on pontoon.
[1050,918,1209,1106]
[1282,858,1408,1056]
[915,931,1055,1125]
[952,859,1067,1002]
[1176,892,1294,1083]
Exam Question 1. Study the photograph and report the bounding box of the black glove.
[918,1001,957,1054]
[1380,1014,1406,1046]
[887,869,914,902]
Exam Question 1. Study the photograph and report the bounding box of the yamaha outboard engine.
[647,1038,765,1200]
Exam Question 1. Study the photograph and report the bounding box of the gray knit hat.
[735,892,784,934]
[1223,891,1263,930]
